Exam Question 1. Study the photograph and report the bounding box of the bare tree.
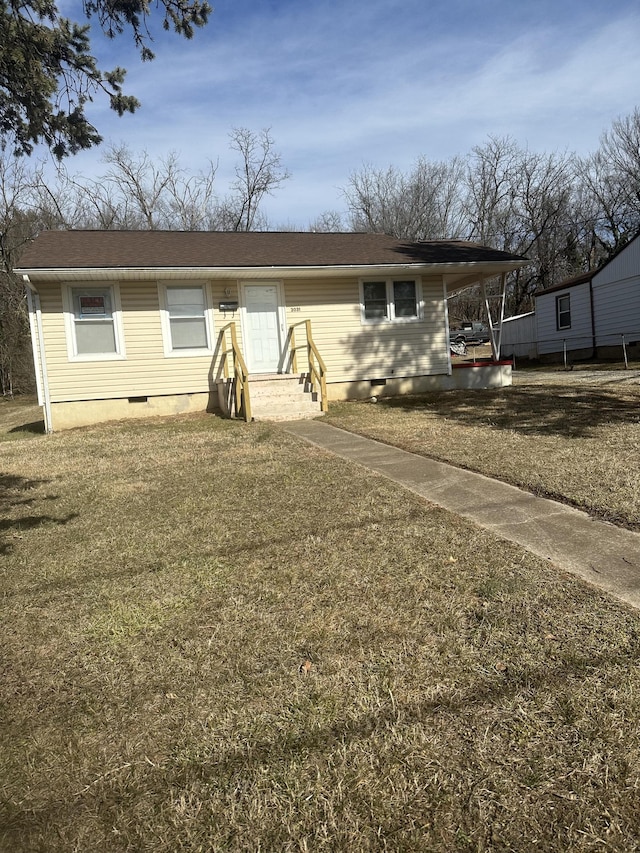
[307,210,346,232]
[514,148,576,293]
[600,108,640,211]
[59,131,288,232]
[217,128,290,231]
[344,157,466,239]
[74,145,220,230]
[0,156,47,394]
[460,138,577,315]
[463,136,521,248]
[574,109,640,264]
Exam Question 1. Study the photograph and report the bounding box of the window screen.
[166,287,208,349]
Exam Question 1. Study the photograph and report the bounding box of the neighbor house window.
[556,294,571,330]
[360,279,421,324]
[160,284,213,356]
[64,285,125,360]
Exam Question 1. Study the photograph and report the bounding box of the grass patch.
[325,369,640,530]
[1,406,640,850]
[0,395,44,440]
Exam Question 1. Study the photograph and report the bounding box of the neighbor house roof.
[536,229,640,299]
[534,271,593,297]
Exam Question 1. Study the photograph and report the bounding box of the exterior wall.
[34,273,449,405]
[36,278,241,403]
[499,312,537,359]
[592,234,640,353]
[30,271,481,430]
[535,281,593,357]
[26,289,45,406]
[278,275,449,383]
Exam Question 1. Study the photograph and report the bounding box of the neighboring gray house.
[534,272,595,360]
[591,230,640,357]
[503,231,640,363]
[499,311,537,360]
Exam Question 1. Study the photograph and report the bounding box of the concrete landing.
[282,419,640,610]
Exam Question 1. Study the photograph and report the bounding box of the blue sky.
[64,0,640,227]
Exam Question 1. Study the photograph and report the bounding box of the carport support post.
[481,273,507,362]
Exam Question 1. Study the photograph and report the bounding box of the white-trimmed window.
[159,283,214,356]
[556,294,571,330]
[360,279,421,324]
[64,285,125,361]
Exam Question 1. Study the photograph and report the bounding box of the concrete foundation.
[48,391,212,431]
[329,362,512,401]
[45,363,512,430]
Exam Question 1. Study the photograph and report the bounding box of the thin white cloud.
[55,0,640,226]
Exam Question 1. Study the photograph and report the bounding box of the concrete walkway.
[282,419,640,611]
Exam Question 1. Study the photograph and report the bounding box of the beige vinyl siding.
[37,272,447,404]
[38,279,240,403]
[279,275,448,382]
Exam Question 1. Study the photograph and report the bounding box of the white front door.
[243,284,282,373]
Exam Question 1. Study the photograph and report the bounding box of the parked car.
[449,322,491,344]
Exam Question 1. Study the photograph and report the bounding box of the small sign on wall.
[79,296,107,316]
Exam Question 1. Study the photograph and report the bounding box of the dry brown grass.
[325,368,640,530]
[0,395,44,440]
[1,402,640,851]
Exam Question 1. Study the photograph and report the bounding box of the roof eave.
[16,259,529,283]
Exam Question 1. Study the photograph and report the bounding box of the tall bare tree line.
[0,128,289,394]
[2,110,640,394]
[339,109,640,318]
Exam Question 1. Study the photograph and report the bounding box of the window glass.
[557,294,571,330]
[393,280,418,318]
[362,281,388,320]
[361,279,420,323]
[166,286,208,350]
[71,288,117,354]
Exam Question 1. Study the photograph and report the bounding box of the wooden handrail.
[217,322,252,422]
[288,319,328,412]
[217,318,325,420]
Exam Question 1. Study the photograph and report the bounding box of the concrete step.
[248,377,310,395]
[246,373,323,421]
[250,386,314,401]
[251,399,320,414]
[252,407,323,422]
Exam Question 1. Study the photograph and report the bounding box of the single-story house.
[532,230,640,362]
[17,230,527,432]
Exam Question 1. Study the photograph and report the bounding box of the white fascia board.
[22,274,39,291]
[15,259,529,283]
[443,261,529,295]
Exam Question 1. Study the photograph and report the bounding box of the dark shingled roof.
[16,230,528,270]
[534,270,593,297]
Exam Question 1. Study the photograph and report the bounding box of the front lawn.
[1,406,640,851]
[325,370,640,530]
